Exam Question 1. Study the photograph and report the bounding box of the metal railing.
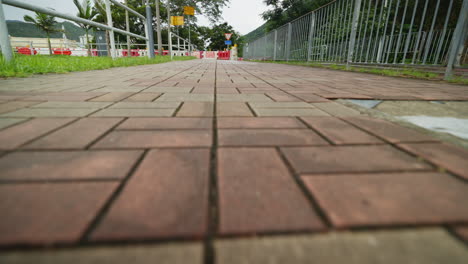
[0,0,157,61]
[243,0,468,80]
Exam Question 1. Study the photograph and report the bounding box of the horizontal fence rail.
[0,0,164,61]
[244,0,468,79]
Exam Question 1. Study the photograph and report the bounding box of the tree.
[24,12,61,55]
[199,22,242,51]
[73,0,97,56]
[262,0,332,31]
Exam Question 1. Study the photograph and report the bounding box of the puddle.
[347,99,382,109]
[399,116,468,140]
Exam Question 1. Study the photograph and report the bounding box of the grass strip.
[250,60,468,85]
[0,55,195,78]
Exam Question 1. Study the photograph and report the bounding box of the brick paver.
[0,243,203,264]
[0,182,118,245]
[215,229,468,264]
[281,145,431,174]
[91,149,210,240]
[0,60,467,261]
[218,148,325,234]
[303,172,468,227]
[0,151,142,181]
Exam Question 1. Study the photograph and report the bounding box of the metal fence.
[0,0,156,61]
[243,0,468,79]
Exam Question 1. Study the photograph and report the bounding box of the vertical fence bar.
[422,0,440,64]
[286,22,292,61]
[273,29,277,61]
[377,0,393,62]
[365,0,378,62]
[347,0,362,67]
[359,0,372,62]
[371,0,385,62]
[411,0,429,64]
[166,0,172,59]
[331,1,340,61]
[145,2,154,58]
[355,0,365,62]
[384,0,400,63]
[401,0,418,64]
[307,14,314,61]
[314,8,323,61]
[445,0,468,79]
[336,0,345,61]
[105,0,116,59]
[343,0,353,62]
[434,0,453,65]
[393,0,408,63]
[124,0,131,56]
[0,0,13,62]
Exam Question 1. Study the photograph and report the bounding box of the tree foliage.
[24,12,61,55]
[262,0,332,31]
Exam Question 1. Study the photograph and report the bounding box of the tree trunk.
[47,32,52,55]
[105,30,111,57]
[85,28,91,57]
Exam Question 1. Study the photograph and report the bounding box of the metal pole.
[105,0,116,59]
[286,22,292,61]
[188,15,191,54]
[124,0,131,56]
[0,0,14,62]
[445,0,468,79]
[145,2,154,58]
[347,0,362,67]
[273,29,277,60]
[155,0,163,54]
[166,0,172,59]
[307,13,316,61]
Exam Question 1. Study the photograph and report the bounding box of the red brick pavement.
[0,60,467,261]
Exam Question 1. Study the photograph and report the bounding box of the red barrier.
[122,49,141,57]
[155,50,169,56]
[217,51,231,60]
[16,47,37,55]
[53,48,72,55]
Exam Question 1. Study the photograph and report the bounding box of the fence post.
[286,23,292,61]
[166,0,173,60]
[145,2,155,58]
[445,0,468,80]
[105,0,116,59]
[124,0,131,56]
[0,0,13,62]
[307,13,316,62]
[273,29,277,61]
[347,0,362,68]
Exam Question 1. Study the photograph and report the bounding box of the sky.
[3,0,267,35]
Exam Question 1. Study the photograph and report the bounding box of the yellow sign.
[184,6,195,15]
[171,16,184,26]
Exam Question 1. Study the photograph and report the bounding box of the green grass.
[0,55,196,78]
[250,60,467,84]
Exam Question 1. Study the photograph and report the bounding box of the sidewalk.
[0,60,467,263]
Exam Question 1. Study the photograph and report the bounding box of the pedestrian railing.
[0,0,161,61]
[243,0,468,80]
